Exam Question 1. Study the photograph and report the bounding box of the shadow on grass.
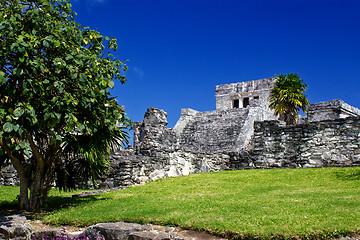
[44,194,108,212]
[0,193,108,217]
[334,169,360,181]
[0,200,20,215]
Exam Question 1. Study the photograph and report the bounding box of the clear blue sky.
[71,0,360,130]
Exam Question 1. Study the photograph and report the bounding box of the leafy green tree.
[269,73,309,125]
[0,0,130,210]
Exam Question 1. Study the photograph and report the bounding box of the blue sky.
[71,0,360,132]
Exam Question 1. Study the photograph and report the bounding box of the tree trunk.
[16,157,52,210]
[28,163,52,210]
[7,156,29,209]
[2,137,58,210]
[18,172,29,210]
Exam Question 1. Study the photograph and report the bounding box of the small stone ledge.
[0,215,190,240]
[0,214,32,239]
[85,222,189,240]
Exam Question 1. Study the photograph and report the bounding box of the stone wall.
[173,107,276,152]
[215,77,275,111]
[96,148,230,189]
[95,107,232,189]
[230,117,360,169]
[2,111,360,189]
[307,99,360,122]
[0,165,19,186]
[97,113,360,189]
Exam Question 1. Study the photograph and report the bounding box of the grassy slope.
[1,167,360,239]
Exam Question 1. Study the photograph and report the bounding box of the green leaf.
[20,42,29,48]
[40,65,46,73]
[0,71,6,84]
[108,81,114,88]
[65,55,73,60]
[16,68,23,76]
[11,42,19,49]
[54,40,60,47]
[13,124,20,132]
[71,73,78,79]
[43,40,50,48]
[18,47,25,53]
[44,113,52,121]
[80,73,86,81]
[3,122,14,132]
[24,150,31,156]
[14,107,25,117]
[101,80,108,88]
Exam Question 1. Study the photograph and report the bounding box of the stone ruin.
[1,78,360,188]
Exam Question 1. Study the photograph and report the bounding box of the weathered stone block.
[85,222,142,240]
[167,166,182,177]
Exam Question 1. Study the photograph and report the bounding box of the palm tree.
[269,73,309,125]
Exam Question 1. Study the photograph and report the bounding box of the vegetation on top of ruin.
[269,73,310,125]
[1,167,360,239]
[0,0,130,210]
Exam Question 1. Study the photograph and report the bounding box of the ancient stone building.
[1,78,360,188]
[168,78,278,153]
[306,99,360,122]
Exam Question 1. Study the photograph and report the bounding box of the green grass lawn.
[1,167,360,239]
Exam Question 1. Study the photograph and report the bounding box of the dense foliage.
[269,73,309,125]
[0,0,130,209]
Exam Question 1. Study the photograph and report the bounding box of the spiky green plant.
[269,73,309,125]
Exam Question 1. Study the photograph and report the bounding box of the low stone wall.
[230,117,360,169]
[95,149,230,189]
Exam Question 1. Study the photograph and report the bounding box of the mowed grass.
[1,167,360,239]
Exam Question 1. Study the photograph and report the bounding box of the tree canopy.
[269,73,309,125]
[0,0,130,210]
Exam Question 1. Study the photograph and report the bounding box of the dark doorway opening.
[233,99,239,108]
[243,97,249,108]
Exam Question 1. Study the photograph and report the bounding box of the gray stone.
[167,166,182,177]
[0,215,32,239]
[31,229,62,239]
[13,226,30,238]
[352,154,360,163]
[149,170,166,181]
[85,222,142,240]
[200,162,210,173]
[128,231,159,240]
[164,227,175,233]
[155,232,173,239]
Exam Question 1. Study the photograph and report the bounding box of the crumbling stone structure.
[306,99,360,122]
[1,78,360,188]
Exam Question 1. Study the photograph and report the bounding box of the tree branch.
[27,133,44,169]
[0,137,25,176]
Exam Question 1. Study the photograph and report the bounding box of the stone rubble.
[1,214,227,240]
